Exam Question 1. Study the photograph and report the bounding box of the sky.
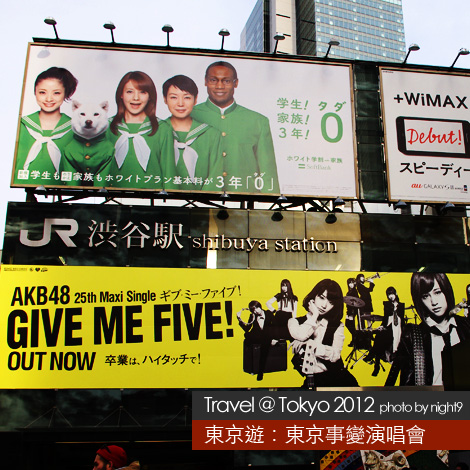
[1,0,470,238]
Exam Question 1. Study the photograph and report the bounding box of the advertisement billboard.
[2,265,469,389]
[381,68,470,203]
[11,43,357,198]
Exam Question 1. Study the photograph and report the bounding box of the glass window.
[357,144,384,171]
[416,244,469,273]
[360,214,414,243]
[414,216,466,245]
[355,90,380,117]
[361,242,417,272]
[359,170,387,200]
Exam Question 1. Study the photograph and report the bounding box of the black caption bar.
[193,391,469,421]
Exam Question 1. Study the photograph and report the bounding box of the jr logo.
[19,218,79,247]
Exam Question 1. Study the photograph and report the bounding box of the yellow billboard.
[1,266,469,388]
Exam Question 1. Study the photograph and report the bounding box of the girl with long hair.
[288,278,358,388]
[364,286,405,376]
[266,279,298,339]
[108,71,165,188]
[14,67,78,185]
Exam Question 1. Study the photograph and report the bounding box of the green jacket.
[13,111,73,186]
[161,118,224,192]
[191,99,279,194]
[106,117,166,189]
[61,132,114,187]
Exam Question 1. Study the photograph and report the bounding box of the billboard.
[381,68,470,203]
[11,43,357,198]
[1,265,469,389]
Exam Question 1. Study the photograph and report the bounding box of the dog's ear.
[100,101,109,113]
[72,100,81,111]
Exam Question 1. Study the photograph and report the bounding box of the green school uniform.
[106,117,166,189]
[61,132,114,187]
[161,118,224,192]
[191,99,279,194]
[13,111,73,186]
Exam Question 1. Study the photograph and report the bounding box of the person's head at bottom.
[94,445,127,470]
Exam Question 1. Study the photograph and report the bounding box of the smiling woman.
[13,67,78,185]
[107,71,166,188]
[160,74,224,191]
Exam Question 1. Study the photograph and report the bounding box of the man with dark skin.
[191,61,279,194]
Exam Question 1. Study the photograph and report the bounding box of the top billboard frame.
[11,42,358,199]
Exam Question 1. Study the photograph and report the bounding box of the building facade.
[240,0,406,62]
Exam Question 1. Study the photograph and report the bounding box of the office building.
[240,0,406,62]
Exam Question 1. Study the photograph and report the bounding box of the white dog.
[62,100,114,185]
[71,100,109,139]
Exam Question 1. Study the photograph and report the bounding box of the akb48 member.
[387,273,470,386]
[14,67,78,185]
[288,279,358,388]
[266,279,298,340]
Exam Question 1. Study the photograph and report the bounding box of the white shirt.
[288,316,344,374]
[423,316,459,385]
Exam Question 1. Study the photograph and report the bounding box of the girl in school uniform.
[160,74,223,192]
[107,71,166,189]
[14,67,78,185]
[288,278,358,388]
[266,279,298,340]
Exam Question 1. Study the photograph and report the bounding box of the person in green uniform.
[161,75,223,192]
[191,61,279,194]
[107,71,167,189]
[13,67,78,186]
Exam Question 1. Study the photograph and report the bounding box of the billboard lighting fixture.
[162,24,174,47]
[393,200,407,210]
[217,209,229,221]
[219,29,230,50]
[271,211,284,222]
[44,17,59,40]
[442,201,455,210]
[277,194,288,203]
[273,33,285,54]
[403,43,420,64]
[333,196,345,207]
[325,39,340,58]
[438,201,455,215]
[220,191,230,202]
[450,48,470,68]
[103,22,116,43]
[325,213,337,224]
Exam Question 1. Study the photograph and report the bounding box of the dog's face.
[71,101,109,139]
